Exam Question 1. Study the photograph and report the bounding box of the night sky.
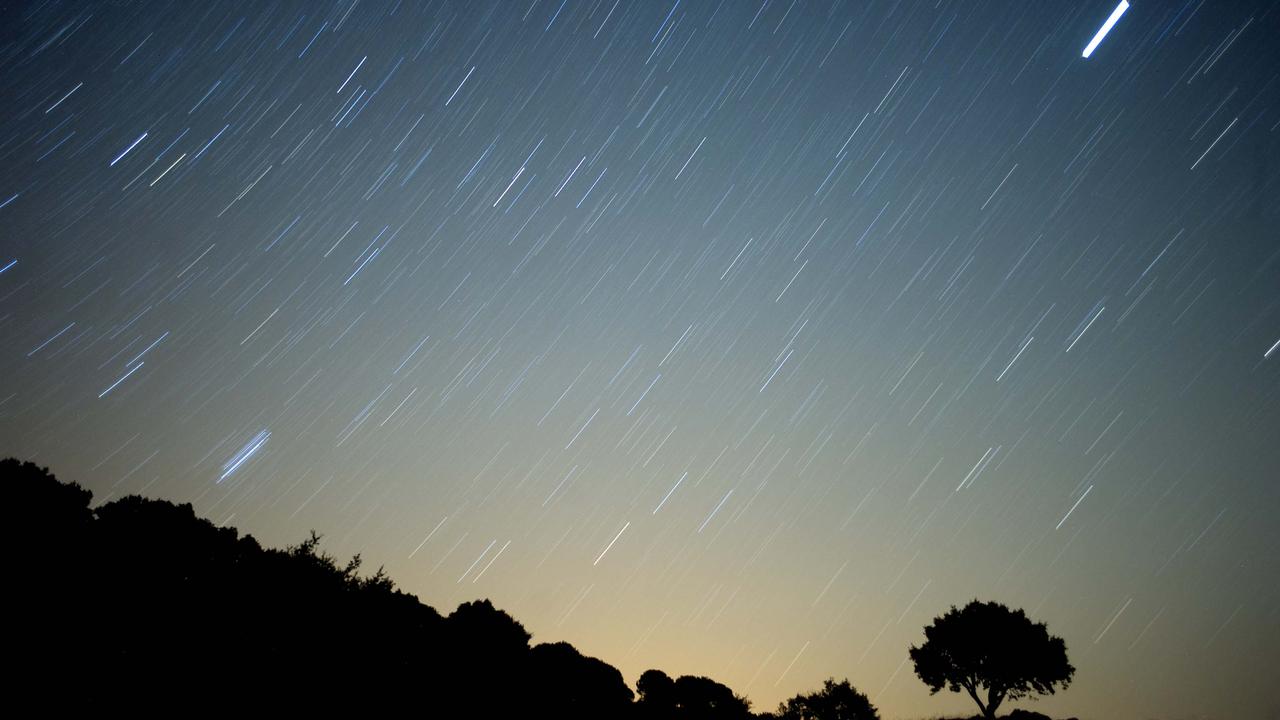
[3,1,1279,717]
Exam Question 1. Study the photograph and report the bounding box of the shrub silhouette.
[909,599,1075,719]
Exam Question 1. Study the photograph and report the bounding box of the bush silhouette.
[909,599,1075,719]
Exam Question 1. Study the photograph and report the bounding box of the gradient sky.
[2,2,1279,718]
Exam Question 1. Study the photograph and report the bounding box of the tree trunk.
[985,688,1004,718]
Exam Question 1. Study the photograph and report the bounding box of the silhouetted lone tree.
[909,599,1074,719]
[773,678,879,720]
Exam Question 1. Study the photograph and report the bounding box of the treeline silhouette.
[5,458,874,716]
[5,457,1068,719]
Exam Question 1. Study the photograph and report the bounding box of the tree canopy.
[908,599,1075,718]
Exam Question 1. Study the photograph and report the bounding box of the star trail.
[2,1,1279,718]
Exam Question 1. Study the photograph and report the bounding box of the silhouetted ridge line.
[4,458,1077,719]
[0,458,748,716]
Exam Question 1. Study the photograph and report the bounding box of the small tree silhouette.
[528,641,634,718]
[637,668,679,718]
[636,670,752,720]
[909,599,1074,719]
[673,674,753,719]
[775,678,879,720]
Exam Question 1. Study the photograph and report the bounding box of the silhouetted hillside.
[3,458,1078,719]
[2,457,755,715]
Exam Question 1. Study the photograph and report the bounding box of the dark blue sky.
[2,2,1278,717]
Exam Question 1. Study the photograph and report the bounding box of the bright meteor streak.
[1082,0,1129,59]
[219,430,270,482]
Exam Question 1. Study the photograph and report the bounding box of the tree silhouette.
[637,668,680,718]
[773,678,879,720]
[529,641,634,718]
[909,599,1074,719]
[636,669,753,720]
[674,674,754,720]
[4,458,97,682]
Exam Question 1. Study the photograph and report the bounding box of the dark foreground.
[4,458,1074,719]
